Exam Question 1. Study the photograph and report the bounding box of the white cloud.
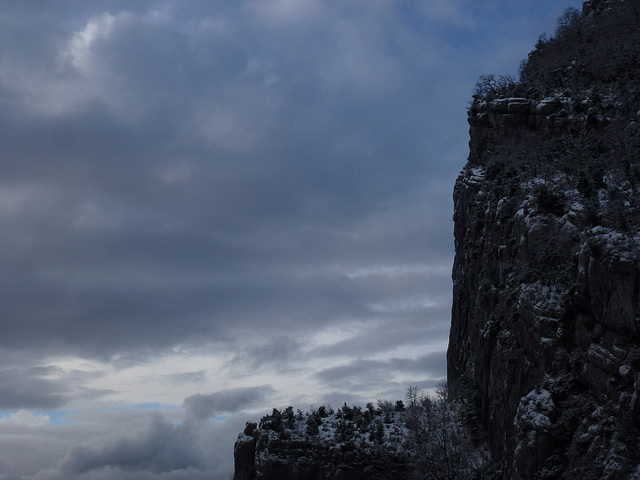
[65,13,118,74]
[0,410,50,427]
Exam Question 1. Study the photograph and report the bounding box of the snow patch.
[515,389,555,430]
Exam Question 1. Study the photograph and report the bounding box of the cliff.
[448,1,640,478]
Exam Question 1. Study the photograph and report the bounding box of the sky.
[0,1,582,478]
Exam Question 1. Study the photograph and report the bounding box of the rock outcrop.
[232,406,419,480]
[233,399,493,479]
[448,1,640,478]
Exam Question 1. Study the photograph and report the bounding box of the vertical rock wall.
[448,1,640,478]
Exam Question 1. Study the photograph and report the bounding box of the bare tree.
[555,7,582,39]
[404,384,490,480]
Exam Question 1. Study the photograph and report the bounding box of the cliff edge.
[448,1,640,478]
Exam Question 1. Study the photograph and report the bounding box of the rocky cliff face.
[448,1,640,478]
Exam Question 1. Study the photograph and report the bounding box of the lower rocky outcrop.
[233,400,493,480]
[232,407,417,480]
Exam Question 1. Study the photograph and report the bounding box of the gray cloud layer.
[59,412,202,474]
[0,3,473,404]
[182,386,274,421]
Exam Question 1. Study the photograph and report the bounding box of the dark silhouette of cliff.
[448,1,640,478]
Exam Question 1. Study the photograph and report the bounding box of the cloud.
[0,0,456,361]
[163,371,207,386]
[0,403,250,480]
[58,412,201,474]
[0,0,484,371]
[308,318,450,360]
[315,359,383,384]
[0,367,68,410]
[0,364,111,410]
[25,399,257,479]
[0,411,50,427]
[229,335,305,374]
[182,386,274,421]
[390,352,448,378]
[315,351,446,388]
